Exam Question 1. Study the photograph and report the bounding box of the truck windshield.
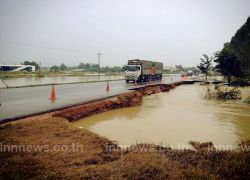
[126,66,140,71]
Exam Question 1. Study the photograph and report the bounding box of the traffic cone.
[50,85,57,101]
[106,81,110,92]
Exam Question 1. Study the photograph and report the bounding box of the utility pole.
[39,62,41,73]
[97,51,102,76]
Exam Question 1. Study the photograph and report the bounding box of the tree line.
[50,63,123,72]
[21,61,124,73]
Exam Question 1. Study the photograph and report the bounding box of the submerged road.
[0,75,182,122]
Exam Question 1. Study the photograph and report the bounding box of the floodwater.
[73,84,250,149]
[0,75,124,88]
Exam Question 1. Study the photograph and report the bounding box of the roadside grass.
[0,71,33,78]
[0,116,249,179]
[0,117,120,178]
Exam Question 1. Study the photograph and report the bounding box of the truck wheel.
[126,80,129,83]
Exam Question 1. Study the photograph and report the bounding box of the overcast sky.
[0,0,249,67]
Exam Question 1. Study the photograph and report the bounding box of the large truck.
[124,59,163,83]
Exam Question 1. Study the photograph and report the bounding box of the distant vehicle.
[181,70,193,77]
[187,70,193,76]
[124,59,163,83]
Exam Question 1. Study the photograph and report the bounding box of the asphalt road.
[0,75,182,122]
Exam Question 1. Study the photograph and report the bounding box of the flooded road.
[0,75,124,88]
[0,74,181,88]
[73,84,250,149]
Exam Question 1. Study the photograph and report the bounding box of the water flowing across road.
[0,75,124,88]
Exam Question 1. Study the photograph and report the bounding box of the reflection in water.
[73,84,250,148]
[0,75,124,87]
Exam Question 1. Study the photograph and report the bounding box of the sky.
[0,0,249,67]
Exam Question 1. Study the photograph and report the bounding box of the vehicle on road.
[124,59,163,83]
[181,70,194,77]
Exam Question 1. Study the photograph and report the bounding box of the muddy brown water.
[73,84,250,149]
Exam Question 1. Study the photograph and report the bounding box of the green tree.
[22,61,40,71]
[229,16,250,76]
[85,63,90,69]
[197,54,213,80]
[89,64,99,72]
[78,63,86,69]
[76,62,123,72]
[214,43,242,84]
[50,65,60,72]
[60,63,67,71]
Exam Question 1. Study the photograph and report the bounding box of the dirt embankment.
[0,117,249,179]
[53,91,143,122]
[53,81,193,122]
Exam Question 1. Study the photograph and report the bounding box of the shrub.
[35,71,45,77]
[205,86,242,101]
[216,87,241,100]
[243,96,250,104]
[231,78,250,87]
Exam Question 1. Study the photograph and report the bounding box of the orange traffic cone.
[50,85,57,101]
[106,81,110,92]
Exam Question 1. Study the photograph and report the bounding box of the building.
[164,65,178,72]
[0,64,36,72]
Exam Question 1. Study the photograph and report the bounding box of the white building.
[0,64,36,72]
